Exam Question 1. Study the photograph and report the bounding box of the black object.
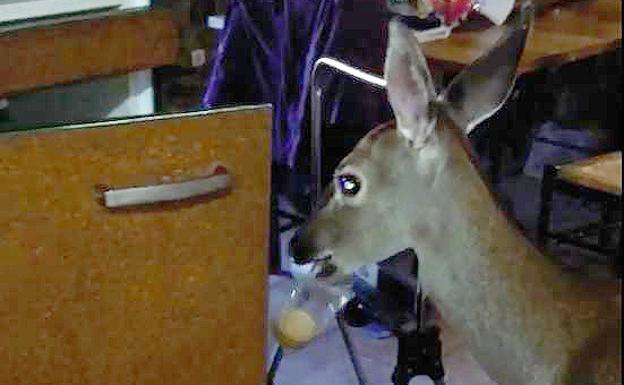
[392,326,446,385]
[270,163,310,276]
[342,294,446,385]
[342,248,418,330]
[398,14,442,30]
[341,249,446,385]
[538,163,622,276]
[266,347,283,385]
[344,280,417,332]
[341,297,374,328]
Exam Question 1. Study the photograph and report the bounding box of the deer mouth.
[316,263,337,278]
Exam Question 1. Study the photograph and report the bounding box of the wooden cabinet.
[0,105,272,385]
[0,9,179,97]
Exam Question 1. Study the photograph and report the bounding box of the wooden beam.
[0,9,179,96]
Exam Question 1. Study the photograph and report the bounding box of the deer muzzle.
[289,233,315,265]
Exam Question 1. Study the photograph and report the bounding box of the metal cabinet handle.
[100,165,231,209]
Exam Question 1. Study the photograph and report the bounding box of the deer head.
[291,2,534,281]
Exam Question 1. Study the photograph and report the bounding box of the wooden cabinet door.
[0,105,271,385]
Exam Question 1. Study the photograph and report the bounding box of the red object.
[213,165,229,175]
[430,0,473,25]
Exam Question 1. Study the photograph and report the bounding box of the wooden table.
[422,0,622,75]
[421,0,621,185]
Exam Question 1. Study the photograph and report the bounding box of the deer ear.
[440,1,534,135]
[385,18,437,146]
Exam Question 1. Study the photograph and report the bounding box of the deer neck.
[410,127,564,295]
[404,126,613,384]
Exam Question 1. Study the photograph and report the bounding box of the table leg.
[599,201,612,250]
[487,121,503,185]
[616,224,622,278]
[538,165,556,249]
[266,346,284,385]
[601,199,622,276]
[337,312,368,385]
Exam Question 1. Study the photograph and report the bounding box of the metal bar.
[337,312,368,385]
[548,231,618,257]
[311,85,323,203]
[558,221,620,240]
[310,57,386,202]
[102,170,231,208]
[552,177,620,202]
[599,201,614,248]
[615,223,622,277]
[1,104,273,137]
[550,225,621,239]
[266,346,284,385]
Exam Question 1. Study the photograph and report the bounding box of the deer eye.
[337,174,361,197]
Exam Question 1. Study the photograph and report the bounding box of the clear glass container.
[272,275,355,350]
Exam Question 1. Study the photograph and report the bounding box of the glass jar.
[272,276,355,350]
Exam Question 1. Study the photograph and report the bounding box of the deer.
[290,2,621,384]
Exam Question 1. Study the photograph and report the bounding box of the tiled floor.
[268,173,615,385]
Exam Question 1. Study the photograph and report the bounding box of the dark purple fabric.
[202,0,389,169]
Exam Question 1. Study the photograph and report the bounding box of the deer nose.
[289,233,313,265]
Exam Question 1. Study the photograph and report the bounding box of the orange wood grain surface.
[422,0,622,74]
[0,9,179,96]
[0,106,271,385]
[558,151,622,195]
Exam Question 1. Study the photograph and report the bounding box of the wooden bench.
[537,151,621,274]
